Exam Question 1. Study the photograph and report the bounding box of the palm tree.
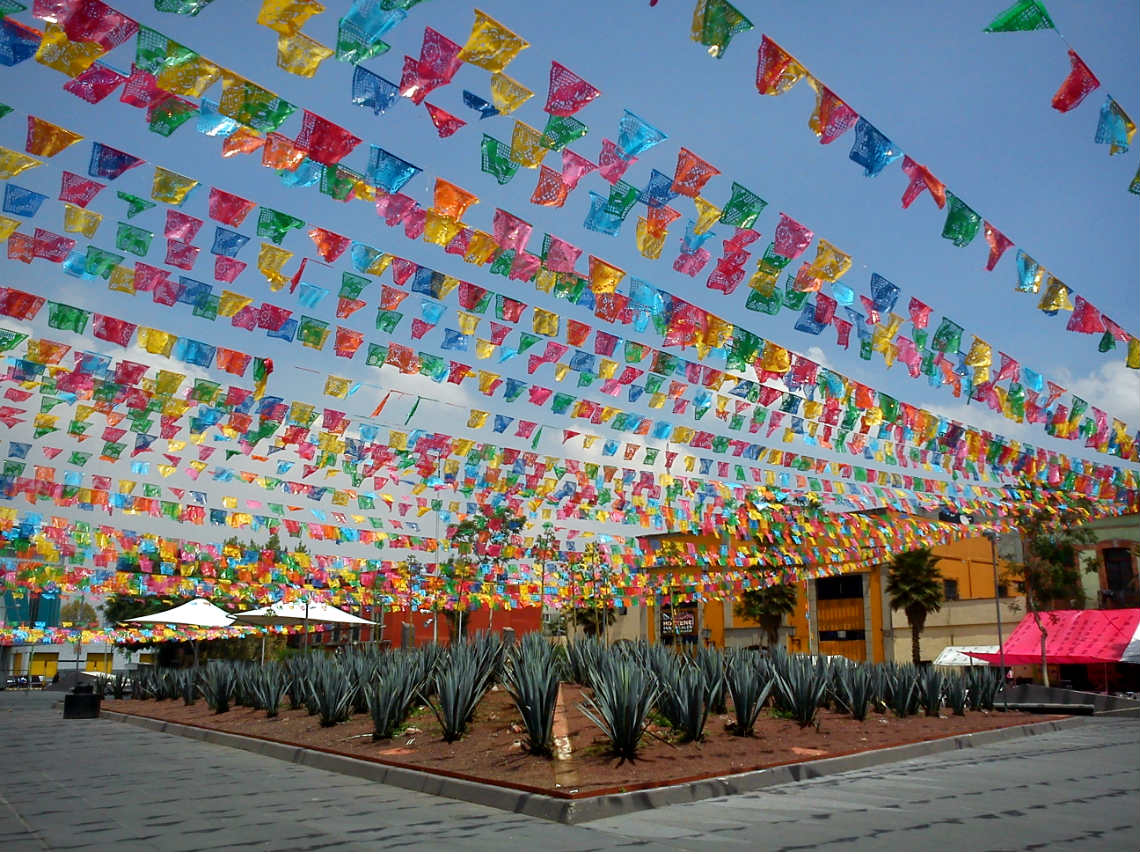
[886,548,945,665]
[734,582,798,649]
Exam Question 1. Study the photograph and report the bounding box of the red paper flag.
[0,287,44,320]
[164,209,203,242]
[597,138,634,183]
[165,239,199,270]
[215,348,251,376]
[531,165,569,206]
[982,222,1014,271]
[492,208,532,251]
[1051,50,1099,113]
[308,227,351,262]
[208,187,256,226]
[295,111,361,166]
[63,61,127,103]
[545,61,601,116]
[334,327,364,358]
[214,256,246,282]
[900,156,946,209]
[1066,296,1105,334]
[544,235,581,273]
[424,102,465,138]
[92,314,136,346]
[32,228,75,262]
[58,171,105,207]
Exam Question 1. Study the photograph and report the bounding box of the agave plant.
[502,634,560,755]
[306,658,355,727]
[199,662,236,714]
[773,655,828,728]
[944,672,967,716]
[424,643,497,742]
[724,651,775,736]
[837,664,875,721]
[565,636,607,687]
[967,667,1002,711]
[179,668,198,706]
[252,662,291,718]
[578,654,659,760]
[367,653,428,741]
[918,668,944,717]
[694,645,726,714]
[889,667,917,718]
[661,663,710,743]
[110,673,127,700]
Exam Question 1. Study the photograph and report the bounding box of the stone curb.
[100,710,1087,824]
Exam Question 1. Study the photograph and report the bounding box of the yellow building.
[633,525,1023,665]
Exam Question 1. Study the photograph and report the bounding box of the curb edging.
[100,709,1086,824]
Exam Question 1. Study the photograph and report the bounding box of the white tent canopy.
[933,645,1000,667]
[122,598,236,667]
[231,599,371,627]
[123,598,234,628]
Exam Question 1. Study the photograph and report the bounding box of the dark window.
[1104,548,1135,593]
[819,629,866,641]
[997,583,1008,598]
[816,575,863,600]
[943,579,960,601]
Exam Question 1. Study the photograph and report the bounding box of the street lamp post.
[987,531,1009,710]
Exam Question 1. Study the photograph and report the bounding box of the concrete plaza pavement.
[1,690,1136,851]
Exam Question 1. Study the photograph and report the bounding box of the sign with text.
[660,607,696,636]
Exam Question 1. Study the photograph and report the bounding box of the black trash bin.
[63,683,101,719]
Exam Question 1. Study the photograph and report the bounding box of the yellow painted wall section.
[703,599,724,646]
[31,652,58,678]
[868,566,885,662]
[85,653,113,673]
[11,652,23,674]
[786,579,811,654]
[933,536,1005,600]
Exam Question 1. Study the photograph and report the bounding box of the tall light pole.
[987,530,1008,710]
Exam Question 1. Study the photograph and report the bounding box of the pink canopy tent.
[972,609,1140,666]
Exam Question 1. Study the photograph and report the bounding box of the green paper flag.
[154,0,218,15]
[339,272,369,299]
[68,451,90,466]
[85,246,125,279]
[719,182,767,228]
[320,164,359,201]
[296,316,329,349]
[932,317,964,353]
[375,310,403,333]
[117,192,156,218]
[1098,330,1116,352]
[694,0,754,58]
[941,192,982,247]
[604,180,639,219]
[480,135,520,185]
[365,343,387,365]
[0,328,28,352]
[257,207,305,244]
[148,96,199,137]
[983,0,1054,32]
[540,115,588,151]
[116,222,154,256]
[47,302,90,334]
[0,104,12,121]
[193,293,219,321]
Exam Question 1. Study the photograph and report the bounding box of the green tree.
[442,507,525,641]
[886,548,945,665]
[1004,497,1098,686]
[60,598,100,627]
[529,523,560,636]
[569,542,615,642]
[734,582,798,649]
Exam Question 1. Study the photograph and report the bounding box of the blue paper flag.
[616,109,667,158]
[638,169,678,208]
[279,158,322,188]
[869,273,900,313]
[492,415,513,434]
[367,145,420,193]
[849,118,902,177]
[88,142,144,180]
[420,300,445,324]
[3,184,47,217]
[794,303,826,334]
[297,282,328,308]
[211,227,249,257]
[197,99,238,136]
[584,191,624,236]
[352,66,400,116]
[0,19,40,67]
[175,338,217,368]
[343,0,406,39]
[267,317,298,342]
[441,329,469,350]
[463,90,499,119]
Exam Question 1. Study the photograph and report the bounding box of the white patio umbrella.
[231,599,371,655]
[123,598,235,667]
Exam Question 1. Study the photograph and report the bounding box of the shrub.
[367,653,428,741]
[199,663,236,714]
[918,668,944,717]
[837,665,875,721]
[725,651,774,736]
[944,672,967,716]
[773,656,828,728]
[661,663,710,743]
[694,645,726,714]
[502,634,560,755]
[252,663,291,718]
[305,658,354,727]
[578,654,659,760]
[424,643,496,742]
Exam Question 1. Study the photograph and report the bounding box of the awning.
[933,645,999,667]
[971,609,1140,666]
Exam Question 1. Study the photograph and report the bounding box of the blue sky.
[0,0,1137,551]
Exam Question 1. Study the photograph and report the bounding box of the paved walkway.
[1,691,1136,851]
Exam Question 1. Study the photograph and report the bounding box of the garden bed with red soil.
[103,688,1061,797]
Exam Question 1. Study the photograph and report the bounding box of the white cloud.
[1051,360,1140,427]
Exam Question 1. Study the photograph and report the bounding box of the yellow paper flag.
[276,32,333,77]
[0,147,42,179]
[138,327,177,357]
[35,23,105,77]
[258,242,294,290]
[63,204,102,238]
[509,120,545,167]
[257,0,325,36]
[490,72,533,115]
[692,197,721,234]
[25,116,83,157]
[152,167,199,205]
[457,9,529,72]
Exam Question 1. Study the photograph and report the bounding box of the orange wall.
[932,536,1003,600]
